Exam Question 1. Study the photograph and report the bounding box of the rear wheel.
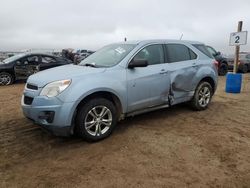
[218,63,228,76]
[76,98,117,142]
[0,72,14,86]
[190,82,213,110]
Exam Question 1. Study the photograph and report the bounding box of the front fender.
[57,72,127,113]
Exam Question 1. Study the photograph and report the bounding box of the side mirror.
[128,59,148,69]
[16,61,21,65]
[215,51,221,56]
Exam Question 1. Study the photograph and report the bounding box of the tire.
[218,63,228,76]
[76,98,117,142]
[0,72,14,86]
[190,82,213,111]
[241,64,248,73]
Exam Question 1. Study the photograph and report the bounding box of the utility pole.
[233,21,243,73]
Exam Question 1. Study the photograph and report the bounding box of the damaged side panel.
[167,60,199,105]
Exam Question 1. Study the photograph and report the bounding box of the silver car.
[22,39,218,141]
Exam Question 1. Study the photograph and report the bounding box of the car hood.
[28,64,106,87]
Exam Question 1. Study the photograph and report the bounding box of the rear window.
[193,44,213,58]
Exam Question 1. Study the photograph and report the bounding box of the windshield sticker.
[115,47,126,54]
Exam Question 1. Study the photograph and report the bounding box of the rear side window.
[193,44,213,58]
[42,56,56,64]
[27,56,39,62]
[206,46,217,57]
[165,44,197,63]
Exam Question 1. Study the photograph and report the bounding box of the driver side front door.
[127,44,170,112]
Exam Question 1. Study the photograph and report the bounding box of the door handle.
[192,63,197,67]
[159,69,168,74]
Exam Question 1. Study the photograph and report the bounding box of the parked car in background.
[227,52,250,73]
[22,40,218,141]
[74,50,95,64]
[206,46,228,76]
[61,48,75,61]
[0,53,72,85]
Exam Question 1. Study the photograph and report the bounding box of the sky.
[0,0,249,54]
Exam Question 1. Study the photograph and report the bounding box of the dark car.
[206,46,229,76]
[0,53,72,85]
[73,50,95,64]
[227,53,250,73]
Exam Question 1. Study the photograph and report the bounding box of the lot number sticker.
[229,31,248,46]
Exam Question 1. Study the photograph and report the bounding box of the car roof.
[23,52,57,57]
[114,39,204,45]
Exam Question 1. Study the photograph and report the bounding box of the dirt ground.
[1,74,250,188]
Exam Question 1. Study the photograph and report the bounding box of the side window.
[190,50,197,59]
[27,56,39,62]
[18,56,38,65]
[42,56,56,64]
[165,44,197,63]
[17,56,38,65]
[246,54,250,59]
[206,47,217,56]
[133,44,164,65]
[193,44,213,58]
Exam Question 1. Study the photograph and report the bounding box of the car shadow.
[7,102,196,159]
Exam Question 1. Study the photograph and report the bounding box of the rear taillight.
[213,60,219,70]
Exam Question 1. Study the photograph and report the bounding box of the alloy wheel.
[84,106,112,137]
[0,74,11,85]
[198,86,211,107]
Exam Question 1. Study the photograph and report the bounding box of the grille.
[24,96,34,105]
[26,83,38,90]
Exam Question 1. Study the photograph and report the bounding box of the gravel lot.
[1,74,250,187]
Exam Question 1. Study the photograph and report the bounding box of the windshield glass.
[3,53,26,64]
[79,44,136,67]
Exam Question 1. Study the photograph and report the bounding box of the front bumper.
[21,93,76,137]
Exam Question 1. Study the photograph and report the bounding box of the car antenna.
[179,34,183,40]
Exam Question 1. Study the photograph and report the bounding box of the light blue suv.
[22,40,218,141]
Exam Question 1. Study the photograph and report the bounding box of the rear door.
[164,43,198,104]
[127,44,170,112]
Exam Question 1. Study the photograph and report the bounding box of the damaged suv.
[22,40,218,141]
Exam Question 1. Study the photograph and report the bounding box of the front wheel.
[190,82,213,110]
[76,98,117,142]
[0,72,14,86]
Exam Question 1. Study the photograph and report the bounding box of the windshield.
[79,44,136,67]
[3,53,26,64]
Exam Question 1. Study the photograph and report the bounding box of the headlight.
[40,79,71,97]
